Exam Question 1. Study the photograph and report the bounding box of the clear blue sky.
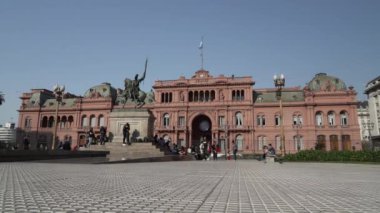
[0,0,379,126]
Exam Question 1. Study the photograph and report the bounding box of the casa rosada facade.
[17,70,361,154]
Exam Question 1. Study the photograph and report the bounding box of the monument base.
[109,108,153,143]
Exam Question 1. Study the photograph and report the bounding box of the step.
[107,154,164,161]
[80,142,166,161]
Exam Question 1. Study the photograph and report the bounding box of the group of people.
[86,126,108,147]
[262,144,276,161]
[58,136,72,151]
[190,138,239,161]
[153,135,186,155]
[152,135,242,161]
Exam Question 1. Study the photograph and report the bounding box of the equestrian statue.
[123,59,148,108]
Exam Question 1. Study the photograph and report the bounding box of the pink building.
[17,70,361,154]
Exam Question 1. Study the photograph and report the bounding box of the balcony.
[217,125,252,131]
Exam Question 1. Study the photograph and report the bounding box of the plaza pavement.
[0,160,379,213]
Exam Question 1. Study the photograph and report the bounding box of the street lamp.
[52,84,65,150]
[362,121,374,151]
[224,124,228,160]
[294,123,302,152]
[274,74,285,156]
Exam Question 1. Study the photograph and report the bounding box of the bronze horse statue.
[123,59,148,108]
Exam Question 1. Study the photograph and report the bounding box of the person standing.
[123,123,130,145]
[23,135,30,150]
[99,126,107,145]
[86,128,95,148]
[232,140,238,160]
[211,142,217,160]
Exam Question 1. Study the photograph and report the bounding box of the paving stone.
[1,161,380,212]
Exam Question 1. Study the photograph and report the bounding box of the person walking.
[232,140,238,160]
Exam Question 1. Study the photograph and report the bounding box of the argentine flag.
[199,40,203,49]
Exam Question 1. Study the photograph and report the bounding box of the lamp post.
[52,84,65,150]
[294,123,302,152]
[224,124,228,160]
[362,121,374,151]
[274,74,285,156]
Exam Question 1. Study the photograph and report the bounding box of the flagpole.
[201,48,203,70]
[199,37,204,70]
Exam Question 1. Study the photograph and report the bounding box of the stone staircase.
[82,141,165,161]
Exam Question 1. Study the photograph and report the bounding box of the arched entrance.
[191,115,212,147]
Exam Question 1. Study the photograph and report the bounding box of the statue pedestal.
[109,108,153,143]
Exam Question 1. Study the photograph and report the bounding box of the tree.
[0,92,4,105]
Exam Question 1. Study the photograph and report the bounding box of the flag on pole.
[199,40,203,49]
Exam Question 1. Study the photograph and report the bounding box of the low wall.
[0,150,109,162]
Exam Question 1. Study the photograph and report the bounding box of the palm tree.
[0,92,4,105]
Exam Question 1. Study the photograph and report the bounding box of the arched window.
[341,135,351,150]
[205,91,210,102]
[316,135,326,150]
[235,112,243,126]
[330,135,339,151]
[232,90,236,101]
[293,135,304,151]
[90,115,96,127]
[241,90,245,101]
[200,91,204,102]
[293,113,303,125]
[211,90,215,101]
[327,111,335,126]
[163,113,170,128]
[48,116,54,128]
[81,115,88,127]
[257,114,266,127]
[60,116,67,128]
[257,136,267,150]
[275,135,281,150]
[275,114,281,126]
[161,93,165,103]
[340,111,348,126]
[98,115,105,127]
[188,91,193,102]
[24,116,32,128]
[68,116,74,127]
[41,116,48,128]
[316,112,323,126]
[236,134,243,150]
[194,91,199,102]
[169,93,172,102]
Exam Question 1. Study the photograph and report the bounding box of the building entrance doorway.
[191,115,212,147]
